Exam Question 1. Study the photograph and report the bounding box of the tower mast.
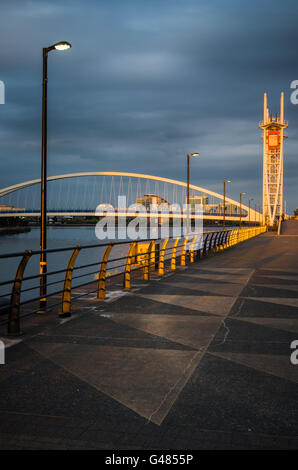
[259,92,287,226]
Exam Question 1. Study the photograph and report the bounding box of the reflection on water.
[0,225,224,253]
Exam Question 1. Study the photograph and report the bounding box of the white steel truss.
[259,92,288,226]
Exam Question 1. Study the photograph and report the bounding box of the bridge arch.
[0,171,260,219]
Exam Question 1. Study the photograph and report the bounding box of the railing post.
[190,234,197,263]
[171,237,180,270]
[97,243,114,300]
[209,232,216,253]
[230,229,235,246]
[236,228,240,244]
[227,230,232,246]
[124,241,138,290]
[196,233,202,260]
[149,240,156,271]
[155,242,160,270]
[158,238,169,276]
[8,250,32,336]
[223,230,230,248]
[215,231,222,252]
[225,230,230,247]
[210,232,215,253]
[180,237,189,266]
[60,245,81,318]
[216,232,222,251]
[219,231,226,250]
[203,232,211,256]
[144,241,155,280]
[228,230,233,246]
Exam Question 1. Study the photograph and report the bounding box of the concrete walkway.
[1,225,298,449]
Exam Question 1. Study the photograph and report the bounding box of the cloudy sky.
[0,0,298,212]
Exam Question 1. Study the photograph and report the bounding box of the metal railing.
[0,226,266,336]
[277,217,282,236]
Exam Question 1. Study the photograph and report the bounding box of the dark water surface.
[0,225,224,304]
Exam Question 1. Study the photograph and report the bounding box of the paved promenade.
[1,223,298,449]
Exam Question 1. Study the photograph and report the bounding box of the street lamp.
[239,192,246,229]
[254,202,257,228]
[223,179,231,230]
[248,198,254,227]
[39,41,71,312]
[186,152,199,234]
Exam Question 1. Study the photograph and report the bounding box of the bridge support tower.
[259,92,288,226]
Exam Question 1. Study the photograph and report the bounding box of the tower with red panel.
[259,93,288,226]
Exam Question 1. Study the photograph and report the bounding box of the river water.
[0,227,132,304]
[0,225,224,305]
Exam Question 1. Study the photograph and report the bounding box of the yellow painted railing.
[2,226,267,335]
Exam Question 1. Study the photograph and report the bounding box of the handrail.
[0,226,267,335]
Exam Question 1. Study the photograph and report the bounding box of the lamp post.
[186,152,199,235]
[248,198,254,227]
[223,179,231,230]
[239,192,246,229]
[254,202,257,228]
[39,41,71,312]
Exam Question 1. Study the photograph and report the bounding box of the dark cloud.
[0,0,298,212]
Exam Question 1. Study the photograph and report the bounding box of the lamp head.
[54,41,71,51]
[46,41,72,52]
[187,152,199,157]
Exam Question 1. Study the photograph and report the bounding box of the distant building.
[0,205,25,212]
[189,195,208,211]
[136,194,169,210]
[187,199,241,215]
[204,202,240,215]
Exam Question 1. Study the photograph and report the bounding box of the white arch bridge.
[0,171,262,222]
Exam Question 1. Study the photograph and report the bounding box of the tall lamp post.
[186,152,199,234]
[40,41,71,312]
[248,198,254,227]
[254,202,257,228]
[223,179,231,230]
[239,192,246,229]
